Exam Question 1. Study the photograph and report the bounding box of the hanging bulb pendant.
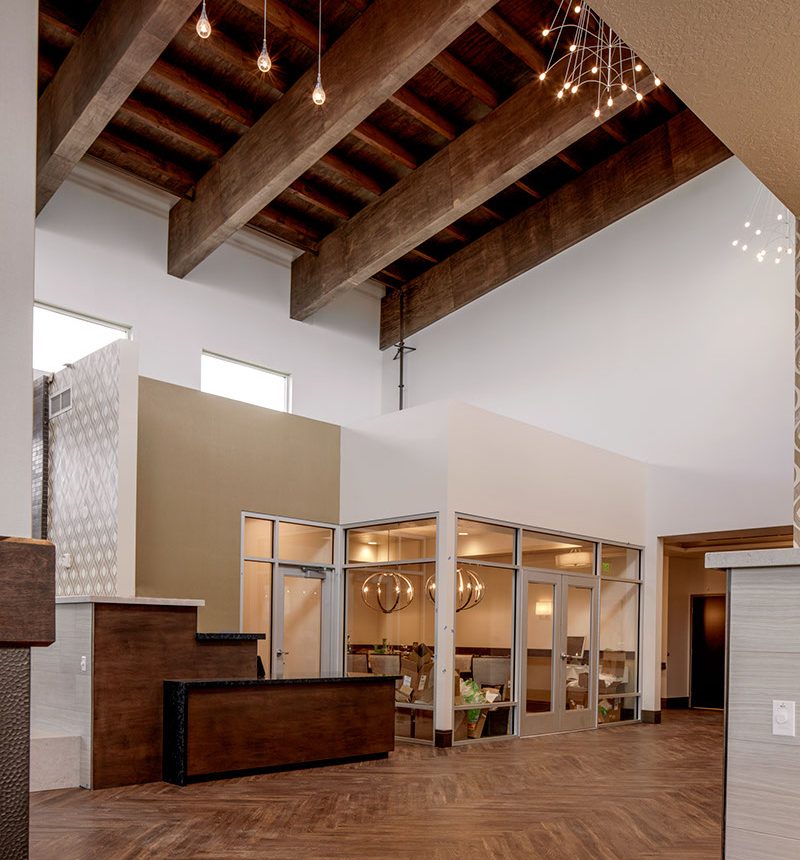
[196,1,212,39]
[257,40,272,72]
[312,76,326,105]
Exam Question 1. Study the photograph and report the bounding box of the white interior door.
[272,565,333,679]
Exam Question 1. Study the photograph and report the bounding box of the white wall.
[384,158,794,539]
[0,0,36,537]
[35,163,383,428]
[448,402,647,546]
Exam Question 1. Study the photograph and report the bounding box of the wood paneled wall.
[726,568,800,858]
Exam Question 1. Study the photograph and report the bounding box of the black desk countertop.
[165,675,399,689]
[195,632,266,641]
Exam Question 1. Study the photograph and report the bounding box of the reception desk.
[31,597,262,789]
[163,675,396,785]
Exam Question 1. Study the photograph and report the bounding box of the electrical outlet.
[80,655,87,673]
[773,700,795,736]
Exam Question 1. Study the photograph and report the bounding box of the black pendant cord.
[393,288,416,411]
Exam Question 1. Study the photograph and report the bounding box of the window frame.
[201,350,292,413]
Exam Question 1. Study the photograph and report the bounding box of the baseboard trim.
[642,709,662,724]
[434,730,453,748]
[661,697,690,709]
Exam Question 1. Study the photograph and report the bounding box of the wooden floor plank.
[30,710,722,859]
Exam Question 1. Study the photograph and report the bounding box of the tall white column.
[433,510,456,743]
[0,0,37,538]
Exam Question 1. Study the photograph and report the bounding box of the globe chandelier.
[425,566,486,613]
[360,569,415,614]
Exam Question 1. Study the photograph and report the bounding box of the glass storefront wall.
[598,544,641,724]
[241,514,335,677]
[345,517,437,743]
[454,520,517,742]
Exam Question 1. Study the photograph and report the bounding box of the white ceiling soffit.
[588,0,800,213]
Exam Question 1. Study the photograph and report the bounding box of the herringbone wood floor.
[30,710,722,860]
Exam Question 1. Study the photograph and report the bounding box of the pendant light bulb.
[257,41,272,72]
[312,0,325,105]
[196,1,212,39]
[312,76,326,105]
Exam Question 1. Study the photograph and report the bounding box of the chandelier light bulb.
[557,89,564,98]
[594,108,600,118]
[742,244,748,251]
[755,228,762,235]
[732,240,738,246]
[636,91,644,101]
[542,28,550,36]
[196,1,212,38]
[312,77,326,105]
[744,221,751,228]
[539,72,546,80]
[565,81,572,89]
[574,4,581,11]
[775,258,781,264]
[569,43,577,52]
[591,65,598,74]
[257,42,272,72]
[654,76,661,86]
[621,82,628,91]
[635,62,642,71]
[777,213,784,220]
[607,96,613,107]
[571,85,578,94]
[778,246,783,252]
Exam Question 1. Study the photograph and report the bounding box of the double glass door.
[520,570,597,736]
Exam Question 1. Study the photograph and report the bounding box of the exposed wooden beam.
[168,0,498,278]
[379,110,730,348]
[290,75,656,320]
[431,51,500,107]
[477,10,547,73]
[37,0,199,212]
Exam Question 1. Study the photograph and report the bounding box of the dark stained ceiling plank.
[37,0,201,212]
[167,0,500,278]
[290,74,657,320]
[379,110,731,348]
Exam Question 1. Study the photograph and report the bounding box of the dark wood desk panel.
[0,537,55,646]
[164,677,396,785]
[92,604,260,788]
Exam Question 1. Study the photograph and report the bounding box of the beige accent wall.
[665,555,726,700]
[135,378,340,630]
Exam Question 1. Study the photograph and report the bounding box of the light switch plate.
[773,700,796,736]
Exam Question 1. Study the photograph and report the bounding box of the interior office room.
[1,0,799,858]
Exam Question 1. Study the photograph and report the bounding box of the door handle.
[276,649,290,657]
[560,653,569,660]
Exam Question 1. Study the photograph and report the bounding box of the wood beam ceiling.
[379,109,731,348]
[36,0,199,213]
[290,75,656,320]
[167,0,499,278]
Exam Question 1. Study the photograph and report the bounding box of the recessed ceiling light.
[367,540,379,545]
[458,531,469,536]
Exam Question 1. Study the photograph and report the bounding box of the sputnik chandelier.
[195,1,326,105]
[539,1,661,119]
[425,567,486,613]
[731,185,794,266]
[360,569,415,614]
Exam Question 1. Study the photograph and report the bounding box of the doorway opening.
[661,526,791,711]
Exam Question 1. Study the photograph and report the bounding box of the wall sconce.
[534,599,552,616]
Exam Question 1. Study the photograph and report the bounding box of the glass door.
[520,572,559,736]
[560,575,597,731]
[520,571,597,735]
[272,564,333,679]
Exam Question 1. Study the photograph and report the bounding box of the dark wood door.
[690,595,726,709]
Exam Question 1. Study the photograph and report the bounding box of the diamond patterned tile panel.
[48,343,121,597]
